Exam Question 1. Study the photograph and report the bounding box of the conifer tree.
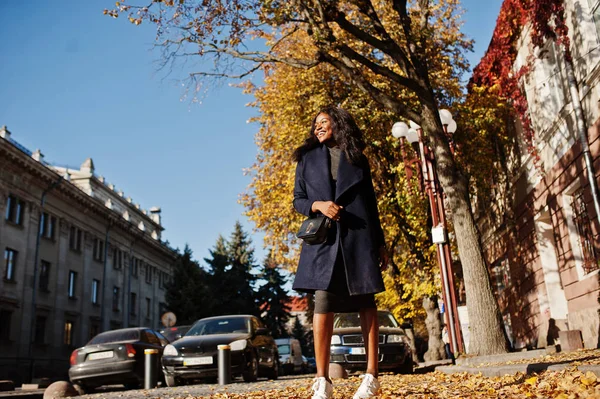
[165,245,210,324]
[227,221,260,315]
[256,251,291,338]
[205,223,260,316]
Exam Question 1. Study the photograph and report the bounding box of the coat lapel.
[335,152,363,202]
[310,145,334,200]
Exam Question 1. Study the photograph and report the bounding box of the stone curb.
[454,349,549,367]
[0,391,44,399]
[436,363,600,378]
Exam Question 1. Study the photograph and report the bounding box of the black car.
[330,311,413,374]
[69,327,169,392]
[160,325,192,342]
[161,315,279,386]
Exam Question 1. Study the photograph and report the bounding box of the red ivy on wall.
[469,0,570,160]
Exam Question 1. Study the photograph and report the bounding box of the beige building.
[0,127,177,384]
[475,0,600,351]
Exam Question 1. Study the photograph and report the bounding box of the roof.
[288,296,308,312]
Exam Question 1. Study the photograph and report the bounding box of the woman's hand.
[312,201,343,221]
[379,246,389,271]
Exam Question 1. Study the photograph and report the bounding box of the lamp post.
[392,112,463,355]
[28,175,64,382]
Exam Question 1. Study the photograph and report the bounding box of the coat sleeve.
[363,156,385,249]
[293,158,315,217]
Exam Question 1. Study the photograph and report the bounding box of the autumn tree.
[110,0,508,355]
[256,251,292,338]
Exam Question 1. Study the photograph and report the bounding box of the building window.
[64,321,74,346]
[5,194,24,225]
[146,298,151,318]
[588,0,600,36]
[91,279,100,305]
[4,248,17,282]
[34,316,46,344]
[130,293,137,316]
[145,264,152,284]
[159,271,167,289]
[491,257,511,295]
[39,212,56,240]
[68,270,77,298]
[69,226,82,252]
[0,310,11,340]
[93,238,104,262]
[39,261,51,291]
[132,257,139,278]
[571,188,599,274]
[113,248,122,269]
[113,286,120,311]
[89,324,99,341]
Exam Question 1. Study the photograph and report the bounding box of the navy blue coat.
[292,144,386,295]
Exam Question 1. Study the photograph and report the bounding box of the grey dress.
[313,146,377,314]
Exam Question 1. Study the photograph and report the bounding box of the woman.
[292,106,388,399]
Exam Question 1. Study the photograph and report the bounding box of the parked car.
[330,311,413,374]
[305,356,317,373]
[275,338,304,375]
[161,314,279,386]
[306,357,317,373]
[69,327,169,392]
[160,325,192,342]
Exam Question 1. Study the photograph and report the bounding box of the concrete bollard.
[217,344,231,385]
[144,349,159,389]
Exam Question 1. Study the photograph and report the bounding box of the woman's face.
[314,113,334,144]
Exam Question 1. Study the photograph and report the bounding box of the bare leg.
[313,312,334,381]
[359,308,379,378]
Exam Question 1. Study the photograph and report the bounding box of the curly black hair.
[292,105,366,165]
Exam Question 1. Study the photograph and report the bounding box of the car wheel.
[73,383,92,395]
[164,375,178,387]
[242,353,258,382]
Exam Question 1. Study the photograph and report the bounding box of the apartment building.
[0,127,177,384]
[475,0,600,350]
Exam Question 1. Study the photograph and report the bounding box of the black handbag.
[296,215,331,245]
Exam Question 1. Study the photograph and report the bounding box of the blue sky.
[0,0,502,271]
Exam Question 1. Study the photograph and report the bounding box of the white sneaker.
[311,377,333,399]
[352,373,380,399]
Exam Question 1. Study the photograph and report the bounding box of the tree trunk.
[423,296,445,362]
[421,105,509,356]
[402,324,420,364]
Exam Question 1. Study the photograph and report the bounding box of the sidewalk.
[2,350,600,399]
[436,348,600,378]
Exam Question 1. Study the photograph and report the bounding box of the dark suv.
[330,311,413,374]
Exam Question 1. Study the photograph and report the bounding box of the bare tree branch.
[333,11,414,77]
[318,50,421,122]
[334,42,426,96]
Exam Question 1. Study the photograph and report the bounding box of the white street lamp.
[406,128,419,144]
[392,122,409,138]
[390,117,463,356]
[447,119,457,134]
[439,109,453,125]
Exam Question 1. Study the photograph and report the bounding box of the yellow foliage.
[240,0,472,322]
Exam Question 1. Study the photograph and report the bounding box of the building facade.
[0,127,177,384]
[476,0,600,350]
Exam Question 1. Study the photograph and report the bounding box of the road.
[79,374,317,399]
